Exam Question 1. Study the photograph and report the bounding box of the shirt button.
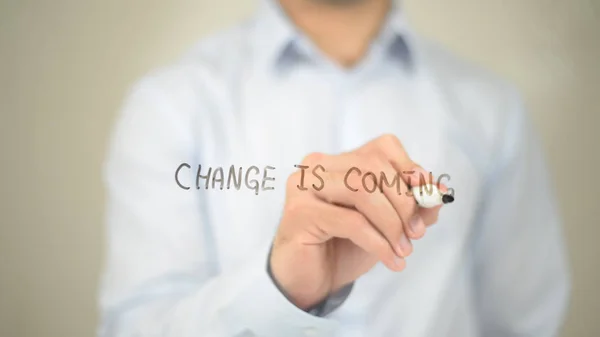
[304,327,318,336]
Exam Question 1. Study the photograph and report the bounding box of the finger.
[365,157,418,248]
[315,169,413,258]
[302,152,417,252]
[313,200,406,272]
[353,151,426,240]
[419,205,441,226]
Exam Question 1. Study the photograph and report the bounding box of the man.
[98,0,571,336]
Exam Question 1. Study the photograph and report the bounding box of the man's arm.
[471,89,571,336]
[98,75,341,337]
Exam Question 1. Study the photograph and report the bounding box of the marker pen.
[411,184,454,208]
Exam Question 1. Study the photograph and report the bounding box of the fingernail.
[399,234,413,257]
[410,215,425,235]
[393,256,405,270]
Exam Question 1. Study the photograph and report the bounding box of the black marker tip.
[442,194,455,204]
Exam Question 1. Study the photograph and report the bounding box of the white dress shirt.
[99,1,571,336]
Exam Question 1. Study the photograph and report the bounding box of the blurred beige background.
[1,0,598,336]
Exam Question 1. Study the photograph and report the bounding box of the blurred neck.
[278,0,391,67]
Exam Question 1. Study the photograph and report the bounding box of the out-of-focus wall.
[0,0,598,336]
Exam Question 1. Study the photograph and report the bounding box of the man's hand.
[269,134,446,310]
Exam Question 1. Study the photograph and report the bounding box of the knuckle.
[359,150,381,161]
[345,211,368,229]
[379,133,401,148]
[353,151,385,174]
[301,152,325,166]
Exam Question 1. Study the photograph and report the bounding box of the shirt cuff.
[266,246,354,318]
[224,243,341,337]
[310,282,354,317]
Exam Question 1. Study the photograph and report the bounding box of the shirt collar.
[252,0,301,71]
[252,0,414,72]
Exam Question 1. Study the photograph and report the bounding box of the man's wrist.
[266,245,354,317]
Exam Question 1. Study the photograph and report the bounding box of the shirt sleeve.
[98,76,342,337]
[471,89,571,336]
